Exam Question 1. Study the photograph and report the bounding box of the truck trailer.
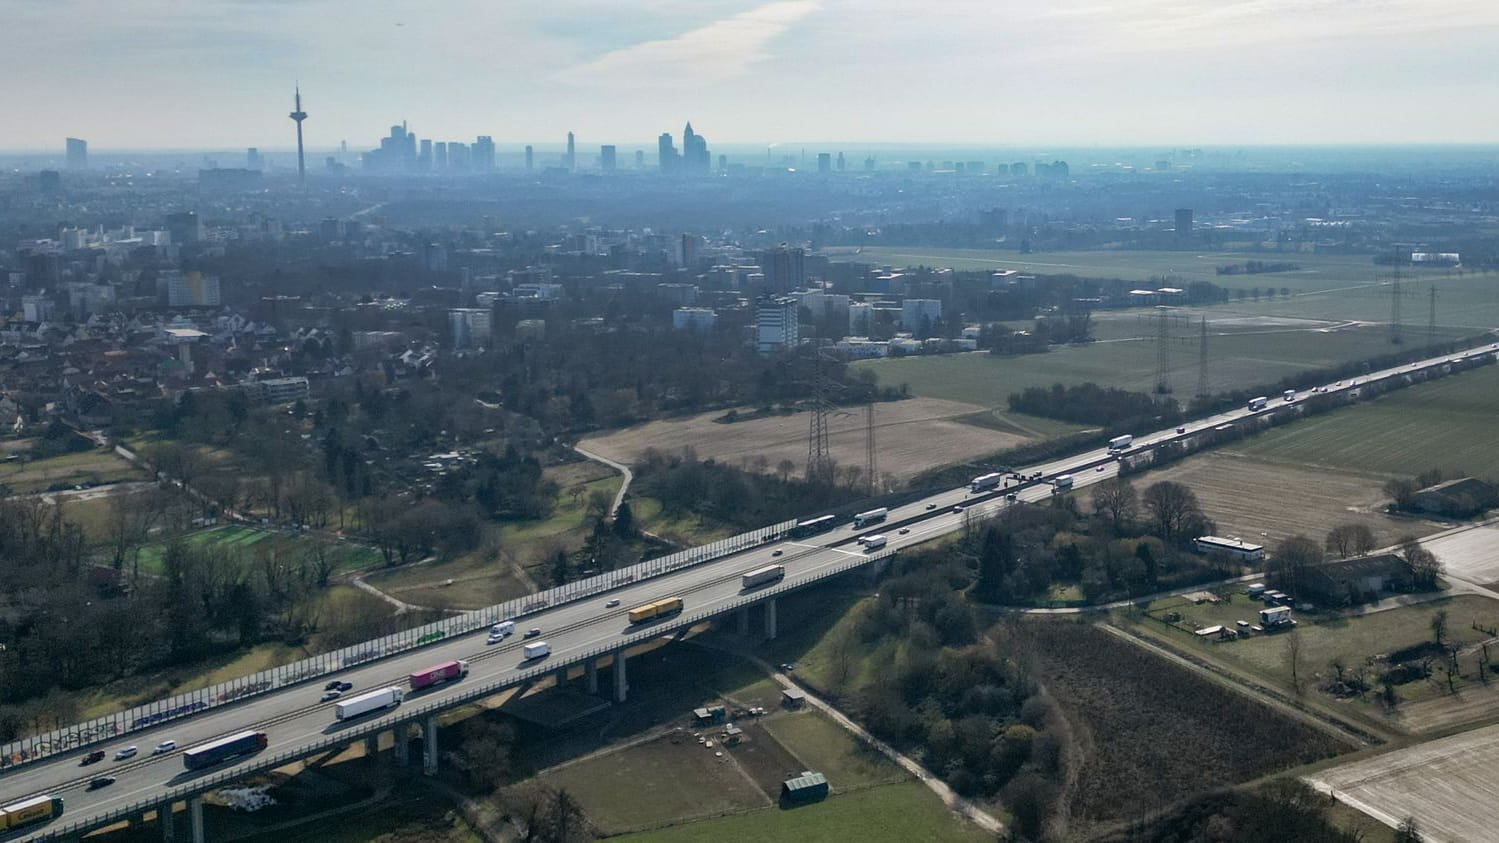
[1107,434,1133,453]
[1247,396,1268,411]
[183,730,268,771]
[335,686,404,720]
[860,534,888,550]
[853,508,888,528]
[969,472,1004,493]
[409,659,469,690]
[0,795,64,831]
[523,641,551,660]
[742,565,786,589]
[628,596,685,624]
[1053,474,1074,490]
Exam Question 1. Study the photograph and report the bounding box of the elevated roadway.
[3,341,1495,841]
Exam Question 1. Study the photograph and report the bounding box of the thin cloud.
[556,1,819,87]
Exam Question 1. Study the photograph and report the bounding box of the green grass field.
[1226,363,1499,478]
[616,780,990,843]
[853,322,1465,408]
[134,524,383,576]
[761,713,905,789]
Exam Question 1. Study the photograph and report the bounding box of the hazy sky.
[5,0,1498,151]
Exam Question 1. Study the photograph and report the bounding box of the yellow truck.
[627,596,684,624]
[1,795,64,831]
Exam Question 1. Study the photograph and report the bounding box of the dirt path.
[573,444,632,519]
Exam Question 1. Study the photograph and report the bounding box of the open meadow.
[133,524,384,577]
[852,322,1470,409]
[1224,362,1499,479]
[0,445,147,494]
[581,397,1051,483]
[1135,452,1441,550]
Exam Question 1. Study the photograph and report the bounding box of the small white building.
[1193,536,1266,562]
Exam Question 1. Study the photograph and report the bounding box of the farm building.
[781,770,829,803]
[693,705,726,724]
[781,688,806,708]
[1302,554,1412,606]
[1411,477,1499,518]
[1193,536,1266,562]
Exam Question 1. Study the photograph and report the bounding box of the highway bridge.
[2,342,1495,842]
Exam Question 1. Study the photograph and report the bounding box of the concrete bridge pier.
[764,597,778,640]
[161,802,175,843]
[423,715,439,775]
[737,607,750,635]
[554,667,568,689]
[586,658,599,694]
[613,648,628,703]
[189,796,204,843]
[364,733,379,761]
[394,724,410,766]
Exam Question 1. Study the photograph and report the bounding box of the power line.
[1197,316,1210,398]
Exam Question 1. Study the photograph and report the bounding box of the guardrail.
[25,547,895,842]
[0,518,797,773]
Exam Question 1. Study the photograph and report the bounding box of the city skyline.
[4,0,1498,151]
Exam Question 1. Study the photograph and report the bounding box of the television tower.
[289,85,308,187]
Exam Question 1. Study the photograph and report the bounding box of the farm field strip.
[1308,721,1499,843]
[1421,525,1499,585]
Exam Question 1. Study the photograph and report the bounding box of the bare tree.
[1090,477,1138,532]
[1287,633,1304,697]
[1269,535,1322,597]
[1325,523,1377,558]
[1430,609,1449,647]
[1399,536,1443,591]
[1142,481,1204,542]
[1384,477,1418,511]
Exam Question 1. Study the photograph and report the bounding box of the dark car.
[88,776,116,790]
[82,749,106,765]
[336,681,353,692]
[524,628,542,638]
[325,679,342,691]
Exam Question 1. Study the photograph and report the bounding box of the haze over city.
[5,0,1499,150]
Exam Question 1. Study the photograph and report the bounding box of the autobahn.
[3,340,1495,841]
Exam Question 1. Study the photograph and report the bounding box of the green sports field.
[134,524,383,575]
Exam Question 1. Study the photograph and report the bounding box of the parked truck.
[523,641,551,660]
[335,687,404,720]
[1107,434,1133,453]
[183,730,268,771]
[742,565,786,589]
[853,507,888,528]
[409,659,469,690]
[969,472,1004,493]
[0,795,64,831]
[628,596,685,624]
[1247,396,1268,411]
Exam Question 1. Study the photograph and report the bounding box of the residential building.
[756,296,799,355]
[673,307,717,332]
[901,298,943,332]
[449,307,493,350]
[167,271,222,307]
[66,137,87,169]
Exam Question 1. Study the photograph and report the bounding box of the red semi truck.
[409,659,469,691]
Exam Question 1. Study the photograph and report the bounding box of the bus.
[853,508,888,528]
[627,596,685,624]
[183,730,268,771]
[789,514,837,539]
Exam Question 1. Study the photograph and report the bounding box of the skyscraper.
[658,132,679,173]
[524,145,534,170]
[65,137,87,169]
[1175,208,1193,240]
[600,145,617,171]
[682,122,709,173]
[288,87,307,187]
[817,153,831,173]
[474,136,496,171]
[246,147,261,170]
[566,131,576,171]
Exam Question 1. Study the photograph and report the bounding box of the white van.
[491,620,515,636]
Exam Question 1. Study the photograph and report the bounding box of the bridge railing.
[29,546,893,842]
[0,517,797,773]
